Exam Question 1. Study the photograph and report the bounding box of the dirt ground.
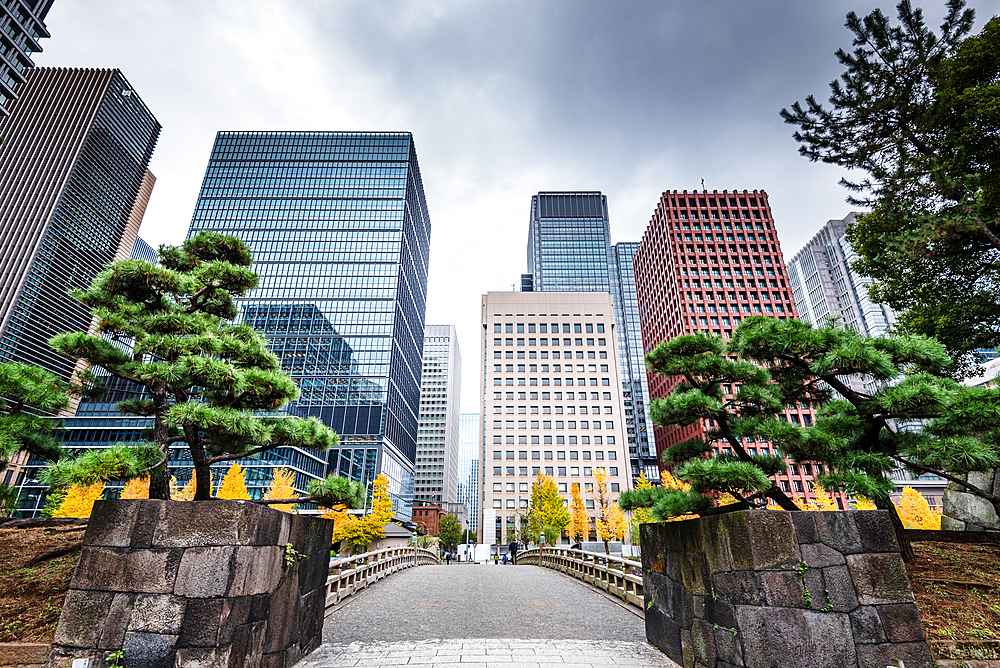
[0,526,84,643]
[908,540,1000,643]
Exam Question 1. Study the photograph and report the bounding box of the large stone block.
[813,511,863,554]
[297,550,330,595]
[98,593,136,650]
[846,553,915,605]
[819,565,859,613]
[83,500,140,547]
[645,605,683,662]
[129,500,166,548]
[760,571,806,608]
[152,501,262,548]
[229,621,266,668]
[178,598,223,648]
[852,510,899,553]
[263,575,299,654]
[746,512,801,570]
[855,641,934,668]
[127,594,186,634]
[53,590,114,647]
[121,631,176,668]
[789,511,818,544]
[123,548,182,594]
[679,551,711,596]
[850,606,888,644]
[229,546,283,597]
[720,511,753,571]
[172,646,232,668]
[174,546,236,598]
[70,547,129,591]
[712,571,764,607]
[799,542,845,569]
[714,624,743,667]
[287,514,332,557]
[736,606,857,668]
[876,603,926,643]
[699,515,734,573]
[690,619,717,667]
[218,597,252,645]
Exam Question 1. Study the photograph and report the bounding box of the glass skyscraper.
[457,412,480,532]
[525,192,658,483]
[0,68,161,381]
[186,131,431,519]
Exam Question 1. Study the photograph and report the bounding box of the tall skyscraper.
[525,192,658,484]
[415,325,461,505]
[480,291,632,545]
[457,413,480,533]
[0,0,53,117]
[0,68,161,381]
[186,131,431,519]
[634,189,835,505]
[787,213,895,337]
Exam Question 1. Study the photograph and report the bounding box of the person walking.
[509,539,519,565]
[494,552,499,565]
[445,552,452,565]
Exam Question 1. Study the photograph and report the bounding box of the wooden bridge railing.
[325,545,439,613]
[517,546,644,610]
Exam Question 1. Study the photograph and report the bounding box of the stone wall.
[639,510,933,668]
[48,499,332,668]
[942,470,1000,532]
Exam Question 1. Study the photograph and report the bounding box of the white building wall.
[479,292,632,545]
[416,325,461,505]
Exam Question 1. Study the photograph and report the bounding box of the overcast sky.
[36,0,994,413]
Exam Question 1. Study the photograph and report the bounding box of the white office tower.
[415,325,461,505]
[480,291,632,546]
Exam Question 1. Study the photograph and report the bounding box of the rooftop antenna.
[701,178,705,190]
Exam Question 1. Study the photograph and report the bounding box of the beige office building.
[480,291,632,545]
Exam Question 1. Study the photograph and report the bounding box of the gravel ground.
[322,564,647,643]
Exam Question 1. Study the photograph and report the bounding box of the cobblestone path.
[298,565,679,668]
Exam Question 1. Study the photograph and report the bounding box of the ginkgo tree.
[528,474,570,545]
[592,468,627,554]
[568,482,590,544]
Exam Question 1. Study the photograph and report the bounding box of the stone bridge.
[300,561,678,668]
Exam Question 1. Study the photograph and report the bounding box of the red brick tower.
[634,190,834,506]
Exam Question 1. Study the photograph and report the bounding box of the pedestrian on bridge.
[509,539,519,565]
[445,552,452,565]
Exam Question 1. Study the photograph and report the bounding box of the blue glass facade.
[456,412,480,531]
[186,131,431,519]
[525,193,657,483]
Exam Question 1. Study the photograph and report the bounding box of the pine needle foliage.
[46,232,342,500]
[619,330,802,520]
[781,0,1000,373]
[729,315,1000,558]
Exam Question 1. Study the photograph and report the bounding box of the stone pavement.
[298,564,679,668]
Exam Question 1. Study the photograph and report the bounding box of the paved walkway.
[298,564,678,668]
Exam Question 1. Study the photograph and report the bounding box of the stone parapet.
[942,470,1000,532]
[639,509,934,668]
[47,499,332,668]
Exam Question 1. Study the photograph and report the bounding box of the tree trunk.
[766,482,802,512]
[874,495,915,563]
[148,392,171,500]
[186,428,212,501]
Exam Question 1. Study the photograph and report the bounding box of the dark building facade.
[0,0,52,117]
[0,68,161,381]
[633,189,837,505]
[525,192,658,484]
[186,131,431,519]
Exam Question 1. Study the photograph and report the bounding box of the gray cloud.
[34,0,996,412]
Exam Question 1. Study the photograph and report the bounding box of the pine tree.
[120,476,149,500]
[729,315,1000,560]
[592,468,627,554]
[217,462,250,500]
[52,483,105,518]
[263,467,297,513]
[781,1,1000,371]
[0,362,72,515]
[568,482,590,543]
[46,232,345,502]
